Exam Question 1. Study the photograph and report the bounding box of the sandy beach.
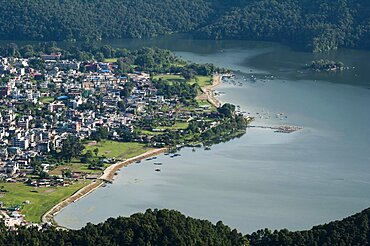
[42,148,167,225]
[197,74,223,107]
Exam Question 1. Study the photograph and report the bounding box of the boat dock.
[248,125,302,133]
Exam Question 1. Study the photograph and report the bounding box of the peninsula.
[0,43,250,228]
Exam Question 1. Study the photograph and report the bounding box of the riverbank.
[42,148,167,225]
[197,74,222,107]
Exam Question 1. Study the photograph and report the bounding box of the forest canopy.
[1,208,370,245]
[1,0,370,52]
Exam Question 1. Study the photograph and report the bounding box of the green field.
[103,58,118,63]
[40,97,54,104]
[0,180,90,222]
[160,121,189,130]
[189,76,212,88]
[84,141,152,159]
[48,162,107,176]
[153,74,212,89]
[153,74,185,83]
[196,99,215,109]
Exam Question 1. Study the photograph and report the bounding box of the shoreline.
[42,74,225,227]
[197,74,223,107]
[42,148,167,225]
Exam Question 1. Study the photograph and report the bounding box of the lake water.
[55,36,370,233]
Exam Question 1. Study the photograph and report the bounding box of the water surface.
[56,37,370,233]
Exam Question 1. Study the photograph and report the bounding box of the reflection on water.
[56,37,370,233]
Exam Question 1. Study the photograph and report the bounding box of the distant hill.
[0,0,212,41]
[199,0,370,52]
[1,208,370,245]
[1,0,370,52]
[248,207,370,245]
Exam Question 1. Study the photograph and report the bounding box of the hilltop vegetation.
[200,0,370,52]
[1,0,370,51]
[0,209,247,246]
[1,208,370,245]
[248,207,370,245]
[0,0,211,41]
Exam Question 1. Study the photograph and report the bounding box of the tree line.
[1,207,370,245]
[198,0,370,52]
[1,1,370,52]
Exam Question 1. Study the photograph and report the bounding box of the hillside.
[1,208,370,245]
[248,207,370,245]
[1,0,370,52]
[199,0,370,52]
[0,0,212,41]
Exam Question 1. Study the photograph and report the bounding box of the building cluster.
[0,54,198,181]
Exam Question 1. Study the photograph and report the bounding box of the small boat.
[154,162,163,166]
[135,160,141,164]
[155,169,161,172]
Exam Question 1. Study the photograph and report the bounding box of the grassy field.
[48,163,107,176]
[0,180,90,222]
[196,99,215,109]
[153,74,212,89]
[160,121,189,130]
[140,121,189,136]
[40,97,54,104]
[84,141,152,159]
[103,58,118,63]
[189,76,212,88]
[153,74,185,83]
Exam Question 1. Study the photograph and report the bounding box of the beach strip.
[42,148,167,225]
[197,74,223,108]
[42,74,225,226]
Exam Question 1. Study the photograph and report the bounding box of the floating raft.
[249,125,303,133]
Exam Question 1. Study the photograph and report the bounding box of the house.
[41,53,62,61]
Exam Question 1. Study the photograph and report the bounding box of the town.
[0,50,250,229]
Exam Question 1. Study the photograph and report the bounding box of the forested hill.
[1,0,370,52]
[0,0,212,41]
[199,0,370,52]
[1,208,370,245]
[248,207,370,245]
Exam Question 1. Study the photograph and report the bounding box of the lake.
[55,36,370,233]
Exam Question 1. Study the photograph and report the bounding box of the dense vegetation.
[0,209,246,246]
[0,42,228,76]
[248,207,370,246]
[307,59,345,71]
[1,1,370,52]
[199,0,370,52]
[1,208,370,245]
[0,0,211,41]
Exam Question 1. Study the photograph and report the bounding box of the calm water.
[56,36,370,233]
